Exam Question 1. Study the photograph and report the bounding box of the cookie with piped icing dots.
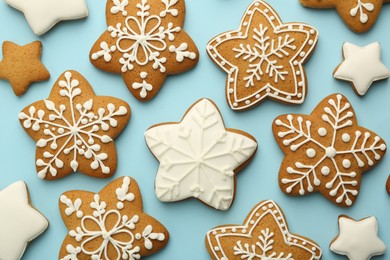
[300,0,389,33]
[19,70,131,180]
[273,93,386,207]
[206,200,322,260]
[145,98,258,210]
[206,0,318,111]
[59,176,169,260]
[90,0,199,101]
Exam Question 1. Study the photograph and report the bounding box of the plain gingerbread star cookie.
[58,176,169,260]
[300,0,389,33]
[206,200,322,260]
[5,0,88,35]
[0,181,48,260]
[145,98,258,210]
[19,70,131,180]
[273,94,387,207]
[334,42,390,96]
[207,0,318,111]
[330,216,386,260]
[90,0,199,101]
[0,41,50,96]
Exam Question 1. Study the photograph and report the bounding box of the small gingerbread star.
[330,216,386,260]
[0,41,50,96]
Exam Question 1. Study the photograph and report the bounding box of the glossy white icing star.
[145,99,258,210]
[334,42,390,96]
[330,216,386,260]
[0,181,48,260]
[5,0,88,35]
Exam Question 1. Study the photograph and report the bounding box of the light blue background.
[0,0,390,259]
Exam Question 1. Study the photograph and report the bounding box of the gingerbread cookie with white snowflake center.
[145,99,258,210]
[19,71,131,180]
[300,0,389,33]
[206,200,322,260]
[207,0,318,111]
[59,176,169,260]
[273,94,386,207]
[90,0,199,101]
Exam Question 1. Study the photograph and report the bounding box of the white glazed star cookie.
[5,0,88,35]
[145,99,258,210]
[334,42,390,96]
[0,181,48,260]
[330,216,386,260]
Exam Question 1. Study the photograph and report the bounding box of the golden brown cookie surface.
[59,176,169,260]
[0,41,50,96]
[300,0,389,33]
[19,70,131,180]
[206,200,322,259]
[207,0,318,111]
[273,93,386,207]
[90,0,199,101]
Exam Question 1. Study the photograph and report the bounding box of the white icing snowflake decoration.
[59,177,168,260]
[273,94,386,206]
[145,99,258,210]
[19,71,131,180]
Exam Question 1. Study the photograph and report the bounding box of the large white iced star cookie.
[0,181,48,260]
[145,99,258,210]
[334,42,390,96]
[330,216,386,260]
[5,0,88,35]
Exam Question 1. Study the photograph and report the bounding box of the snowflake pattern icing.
[350,0,375,24]
[234,228,293,259]
[206,200,322,260]
[59,177,168,260]
[145,99,258,210]
[91,0,197,100]
[206,0,318,110]
[274,94,386,206]
[19,71,130,179]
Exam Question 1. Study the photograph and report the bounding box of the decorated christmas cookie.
[4,0,88,35]
[206,200,322,259]
[19,70,131,180]
[300,0,389,33]
[145,99,258,210]
[334,42,390,96]
[330,216,386,260]
[90,0,199,101]
[273,94,387,207]
[0,41,50,96]
[59,176,169,260]
[386,175,390,195]
[0,181,48,260]
[206,0,318,111]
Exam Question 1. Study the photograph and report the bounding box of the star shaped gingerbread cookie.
[19,70,131,180]
[90,0,199,101]
[0,41,50,96]
[207,0,318,111]
[206,200,322,260]
[58,176,169,260]
[273,94,387,207]
[5,0,88,35]
[145,99,258,210]
[0,181,48,260]
[300,0,389,33]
